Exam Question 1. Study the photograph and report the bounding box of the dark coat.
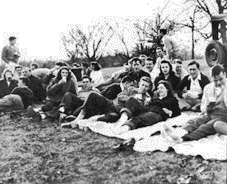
[128,70,151,87]
[154,73,181,91]
[11,87,33,108]
[101,83,122,100]
[147,95,181,120]
[177,73,210,99]
[28,75,46,102]
[0,79,18,98]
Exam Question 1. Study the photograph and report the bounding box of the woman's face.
[61,69,69,78]
[161,63,170,75]
[91,64,95,70]
[157,83,168,98]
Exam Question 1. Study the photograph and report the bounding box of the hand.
[182,92,188,99]
[162,108,173,117]
[58,77,66,84]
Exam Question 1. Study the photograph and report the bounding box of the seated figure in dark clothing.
[154,60,180,92]
[0,69,18,98]
[22,67,46,102]
[0,77,33,112]
[114,80,181,134]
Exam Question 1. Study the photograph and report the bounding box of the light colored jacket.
[201,82,227,113]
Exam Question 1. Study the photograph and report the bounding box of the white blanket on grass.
[76,112,227,160]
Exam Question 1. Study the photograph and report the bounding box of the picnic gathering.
[1,32,227,157]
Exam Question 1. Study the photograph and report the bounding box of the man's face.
[5,71,13,80]
[132,60,142,72]
[161,63,170,75]
[15,67,22,75]
[122,81,133,90]
[30,65,36,71]
[82,78,91,89]
[138,80,150,94]
[22,69,31,78]
[156,48,163,58]
[124,63,131,72]
[145,60,154,72]
[10,39,16,46]
[188,64,199,79]
[175,63,182,74]
[213,72,226,87]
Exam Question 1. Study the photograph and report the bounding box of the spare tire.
[205,41,226,67]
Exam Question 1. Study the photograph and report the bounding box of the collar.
[120,83,124,91]
[188,72,201,81]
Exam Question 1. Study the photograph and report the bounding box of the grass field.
[0,59,226,184]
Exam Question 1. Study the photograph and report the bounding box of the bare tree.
[62,21,115,63]
[186,0,227,43]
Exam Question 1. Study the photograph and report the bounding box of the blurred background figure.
[1,36,20,75]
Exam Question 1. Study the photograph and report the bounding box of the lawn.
[0,59,226,184]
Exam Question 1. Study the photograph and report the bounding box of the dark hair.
[9,36,16,41]
[15,65,23,70]
[156,47,163,51]
[140,76,152,86]
[211,64,226,77]
[157,80,175,97]
[19,77,30,86]
[82,62,89,68]
[146,57,156,65]
[175,60,182,64]
[30,62,39,69]
[131,57,142,64]
[3,69,13,80]
[55,61,68,68]
[160,29,167,35]
[139,54,147,59]
[82,75,92,82]
[73,63,81,68]
[160,60,174,76]
[90,61,101,71]
[55,66,72,82]
[188,61,200,69]
[121,75,133,84]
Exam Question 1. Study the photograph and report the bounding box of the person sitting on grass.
[177,61,210,111]
[61,76,152,128]
[13,65,23,81]
[27,66,77,121]
[163,65,227,142]
[143,57,160,83]
[127,57,151,88]
[22,67,46,103]
[90,61,104,87]
[0,77,33,112]
[96,61,132,91]
[154,60,180,92]
[173,59,188,80]
[114,80,181,134]
[0,69,18,98]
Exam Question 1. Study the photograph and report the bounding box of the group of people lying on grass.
[1,55,227,144]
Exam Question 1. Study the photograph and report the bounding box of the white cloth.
[90,70,104,86]
[188,73,202,98]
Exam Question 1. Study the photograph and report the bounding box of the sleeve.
[117,87,134,102]
[1,46,9,63]
[198,75,210,99]
[200,85,210,113]
[46,81,63,96]
[70,72,78,94]
[176,76,188,97]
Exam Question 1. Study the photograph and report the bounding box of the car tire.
[205,41,226,67]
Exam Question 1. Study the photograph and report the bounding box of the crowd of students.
[1,33,227,146]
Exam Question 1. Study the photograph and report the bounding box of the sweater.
[0,79,18,98]
[101,83,122,100]
[177,73,210,99]
[46,79,76,102]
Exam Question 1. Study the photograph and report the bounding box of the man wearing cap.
[1,36,20,73]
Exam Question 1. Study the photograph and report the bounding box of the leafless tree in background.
[62,21,114,63]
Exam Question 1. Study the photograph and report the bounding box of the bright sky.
[0,0,207,60]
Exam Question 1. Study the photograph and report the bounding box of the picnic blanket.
[75,112,227,160]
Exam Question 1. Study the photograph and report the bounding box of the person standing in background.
[1,36,20,74]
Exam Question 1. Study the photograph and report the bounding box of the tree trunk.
[192,26,195,59]
[220,21,227,44]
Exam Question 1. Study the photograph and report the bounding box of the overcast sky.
[0,0,204,60]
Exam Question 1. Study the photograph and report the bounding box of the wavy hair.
[54,66,72,82]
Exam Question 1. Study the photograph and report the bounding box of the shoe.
[112,138,135,151]
[27,106,41,121]
[65,115,76,122]
[61,122,73,128]
[46,110,60,120]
